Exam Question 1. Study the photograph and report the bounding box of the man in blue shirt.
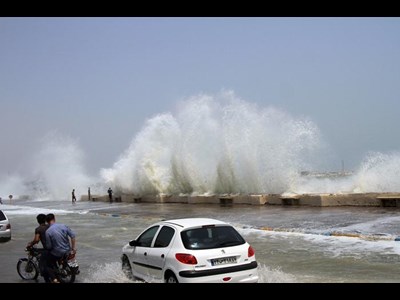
[45,213,76,283]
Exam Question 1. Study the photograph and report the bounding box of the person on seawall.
[72,189,77,203]
[108,187,113,202]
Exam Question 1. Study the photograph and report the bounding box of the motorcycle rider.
[45,213,76,283]
[27,214,50,283]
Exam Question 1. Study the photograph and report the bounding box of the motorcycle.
[17,246,80,283]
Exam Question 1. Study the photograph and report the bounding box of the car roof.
[162,218,228,229]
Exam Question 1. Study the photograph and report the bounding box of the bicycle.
[17,246,80,283]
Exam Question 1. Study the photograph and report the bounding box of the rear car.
[0,210,11,242]
[121,218,258,283]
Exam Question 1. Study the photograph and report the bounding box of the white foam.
[82,262,141,283]
[257,264,297,283]
[101,91,322,195]
[0,204,71,216]
[302,233,400,257]
[240,227,400,257]
[339,215,400,234]
[81,261,296,283]
[352,152,400,192]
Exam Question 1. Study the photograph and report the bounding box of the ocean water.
[1,199,399,283]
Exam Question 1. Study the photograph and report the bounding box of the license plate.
[211,256,237,266]
[68,258,79,268]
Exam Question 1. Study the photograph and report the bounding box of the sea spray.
[101,91,322,195]
[293,151,400,194]
[0,174,28,199]
[29,131,94,200]
[6,92,400,198]
[352,151,400,192]
[83,262,139,283]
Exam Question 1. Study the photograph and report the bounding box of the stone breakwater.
[81,193,400,207]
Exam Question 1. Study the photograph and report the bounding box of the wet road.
[1,199,400,283]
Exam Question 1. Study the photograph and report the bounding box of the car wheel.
[121,255,133,280]
[165,272,178,283]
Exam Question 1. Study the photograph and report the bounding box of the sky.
[1,17,400,178]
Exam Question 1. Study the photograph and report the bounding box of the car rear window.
[181,225,245,250]
[0,210,6,221]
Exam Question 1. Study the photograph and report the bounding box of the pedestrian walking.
[72,189,77,203]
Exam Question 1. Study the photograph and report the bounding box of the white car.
[121,218,258,283]
[0,210,11,242]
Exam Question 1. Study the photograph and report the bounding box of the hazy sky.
[1,17,400,176]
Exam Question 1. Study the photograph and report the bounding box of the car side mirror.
[129,240,139,247]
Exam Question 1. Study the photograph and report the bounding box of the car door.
[147,225,176,281]
[130,225,160,280]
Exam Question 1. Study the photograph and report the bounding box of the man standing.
[88,187,91,201]
[45,213,76,283]
[107,187,113,202]
[72,189,77,203]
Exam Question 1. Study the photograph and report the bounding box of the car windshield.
[181,225,245,250]
[0,210,6,221]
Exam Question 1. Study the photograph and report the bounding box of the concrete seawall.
[80,193,400,207]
